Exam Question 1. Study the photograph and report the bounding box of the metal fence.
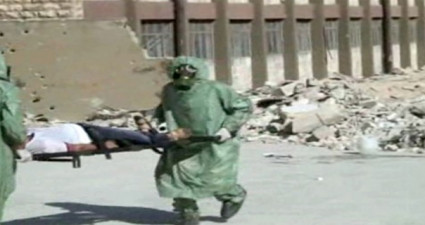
[85,0,425,90]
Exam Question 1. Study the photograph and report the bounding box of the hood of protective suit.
[168,56,210,81]
[0,53,9,81]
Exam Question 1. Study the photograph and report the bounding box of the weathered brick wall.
[0,0,83,20]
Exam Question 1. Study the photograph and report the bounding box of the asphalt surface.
[3,142,425,225]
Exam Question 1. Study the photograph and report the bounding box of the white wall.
[267,55,285,84]
[324,0,336,4]
[232,57,252,91]
[264,0,281,4]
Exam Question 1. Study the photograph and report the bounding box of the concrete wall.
[267,55,285,85]
[0,0,83,20]
[325,20,339,74]
[410,19,418,69]
[232,57,252,91]
[348,0,359,6]
[187,0,212,2]
[392,19,401,69]
[296,21,313,80]
[0,21,167,120]
[350,20,363,78]
[264,0,281,4]
[372,20,384,75]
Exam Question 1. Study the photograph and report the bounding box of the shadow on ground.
[3,202,225,225]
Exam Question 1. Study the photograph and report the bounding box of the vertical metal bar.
[310,0,327,79]
[175,0,189,56]
[400,0,411,68]
[381,0,393,72]
[360,0,374,77]
[283,0,299,80]
[214,0,232,84]
[416,0,425,68]
[338,0,352,76]
[251,0,268,87]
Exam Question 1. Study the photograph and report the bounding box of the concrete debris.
[244,72,425,153]
[312,126,337,141]
[22,71,425,154]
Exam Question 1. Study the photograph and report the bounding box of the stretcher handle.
[187,136,221,143]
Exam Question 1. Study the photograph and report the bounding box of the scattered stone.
[246,71,425,152]
[359,99,378,109]
[22,70,425,153]
[409,102,425,118]
[291,112,322,134]
[312,126,336,141]
[316,105,345,126]
[277,82,301,97]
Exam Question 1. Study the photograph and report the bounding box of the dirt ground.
[354,70,425,102]
[3,142,425,225]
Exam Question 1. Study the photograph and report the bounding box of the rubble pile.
[22,70,425,153]
[244,73,425,153]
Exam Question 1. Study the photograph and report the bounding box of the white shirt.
[26,123,92,154]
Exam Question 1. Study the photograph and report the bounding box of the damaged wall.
[0,21,167,120]
[0,0,83,20]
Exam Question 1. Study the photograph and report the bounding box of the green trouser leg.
[173,198,198,211]
[214,184,246,203]
[0,196,6,222]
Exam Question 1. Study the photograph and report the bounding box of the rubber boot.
[175,209,200,225]
[220,189,247,220]
[173,198,200,225]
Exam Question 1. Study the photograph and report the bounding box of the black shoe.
[220,189,247,220]
[175,210,200,225]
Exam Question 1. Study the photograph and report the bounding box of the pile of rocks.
[244,74,425,153]
[23,72,425,153]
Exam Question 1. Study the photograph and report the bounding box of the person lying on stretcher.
[15,117,191,162]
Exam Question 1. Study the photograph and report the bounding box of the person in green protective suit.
[154,56,253,225]
[0,53,27,221]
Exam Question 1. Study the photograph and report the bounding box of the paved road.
[3,143,425,225]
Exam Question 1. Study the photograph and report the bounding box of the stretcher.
[31,136,220,168]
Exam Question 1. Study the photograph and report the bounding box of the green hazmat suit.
[0,54,26,221]
[154,56,253,208]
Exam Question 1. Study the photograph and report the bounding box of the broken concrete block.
[302,89,329,102]
[279,103,319,119]
[383,128,403,142]
[312,126,336,140]
[286,135,301,143]
[359,99,377,109]
[267,122,284,134]
[293,82,307,95]
[278,82,303,96]
[409,102,425,118]
[306,78,320,87]
[305,135,320,142]
[329,87,346,100]
[316,105,345,126]
[291,112,322,133]
[361,122,377,132]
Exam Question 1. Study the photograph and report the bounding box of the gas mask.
[172,64,197,90]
